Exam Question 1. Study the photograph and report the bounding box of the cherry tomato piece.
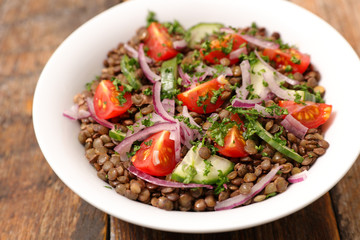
[132,130,176,176]
[200,33,247,65]
[279,100,332,129]
[177,77,227,114]
[144,22,179,62]
[262,48,310,74]
[93,80,132,119]
[215,125,248,158]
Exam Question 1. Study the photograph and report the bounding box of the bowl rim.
[33,0,360,233]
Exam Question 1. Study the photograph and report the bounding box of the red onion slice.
[263,71,296,101]
[128,165,213,189]
[255,51,300,86]
[240,34,279,49]
[126,113,167,137]
[172,39,187,50]
[236,60,251,98]
[152,81,176,123]
[288,170,308,183]
[195,63,233,77]
[179,66,207,85]
[214,164,282,211]
[281,114,308,139]
[63,104,91,120]
[114,122,177,161]
[86,98,114,129]
[162,99,175,116]
[229,47,248,60]
[123,44,152,63]
[138,43,161,83]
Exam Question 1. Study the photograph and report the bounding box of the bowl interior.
[33,0,360,233]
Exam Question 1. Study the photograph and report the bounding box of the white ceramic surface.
[33,0,360,233]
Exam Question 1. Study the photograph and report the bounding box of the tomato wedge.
[144,22,179,62]
[131,130,176,176]
[177,77,227,114]
[200,33,247,65]
[279,101,332,129]
[215,126,248,158]
[93,80,132,119]
[262,48,310,74]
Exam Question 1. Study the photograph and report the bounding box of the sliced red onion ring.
[240,34,279,49]
[219,28,279,49]
[263,71,296,101]
[126,113,167,137]
[63,104,91,120]
[229,47,248,60]
[179,66,207,85]
[114,122,177,161]
[128,165,213,189]
[288,170,308,183]
[215,164,282,211]
[162,99,175,116]
[231,99,258,108]
[172,39,187,50]
[195,63,233,77]
[123,44,152,63]
[281,114,308,139]
[255,51,300,86]
[236,60,251,98]
[138,43,161,83]
[86,98,114,129]
[153,81,176,123]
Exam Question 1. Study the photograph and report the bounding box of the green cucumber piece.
[185,23,224,48]
[253,121,304,163]
[160,57,178,97]
[250,61,306,101]
[120,55,142,90]
[171,146,234,184]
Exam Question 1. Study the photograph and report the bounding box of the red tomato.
[215,126,248,158]
[262,48,310,74]
[200,33,247,65]
[177,77,227,114]
[279,101,332,129]
[93,80,132,119]
[131,130,176,176]
[144,22,179,62]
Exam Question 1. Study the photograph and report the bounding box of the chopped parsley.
[163,20,185,35]
[143,87,152,96]
[291,56,301,64]
[146,11,158,26]
[141,114,155,127]
[126,141,142,158]
[203,160,213,176]
[284,65,293,72]
[221,38,233,54]
[182,164,197,184]
[208,117,242,146]
[214,170,229,194]
[144,139,153,146]
[273,126,287,146]
[210,88,224,104]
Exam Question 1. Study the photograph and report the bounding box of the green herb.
[208,117,242,146]
[86,80,95,91]
[315,91,325,103]
[275,38,290,50]
[284,65,293,72]
[141,114,155,127]
[109,129,126,142]
[174,115,203,132]
[262,80,269,87]
[221,38,233,54]
[210,88,224,104]
[104,186,112,190]
[146,11,158,26]
[196,94,209,107]
[126,141,142,158]
[239,51,259,66]
[182,164,197,184]
[127,125,135,134]
[200,40,212,56]
[163,20,185,35]
[273,126,286,146]
[291,56,301,64]
[144,139,153,146]
[265,103,289,116]
[214,170,229,194]
[266,192,277,199]
[143,88,152,96]
[203,160,213,176]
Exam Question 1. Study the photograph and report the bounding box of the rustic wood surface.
[0,0,359,239]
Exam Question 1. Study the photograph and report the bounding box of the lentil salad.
[65,12,332,211]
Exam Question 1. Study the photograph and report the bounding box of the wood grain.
[0,0,359,239]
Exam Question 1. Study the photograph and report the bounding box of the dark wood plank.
[110,193,339,240]
[0,0,120,239]
[291,0,360,239]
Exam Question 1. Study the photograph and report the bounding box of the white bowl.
[33,0,360,233]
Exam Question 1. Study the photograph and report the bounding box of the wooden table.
[1,0,359,239]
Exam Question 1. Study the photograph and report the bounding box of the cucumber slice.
[185,23,224,48]
[250,61,306,101]
[253,121,304,163]
[171,146,234,184]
